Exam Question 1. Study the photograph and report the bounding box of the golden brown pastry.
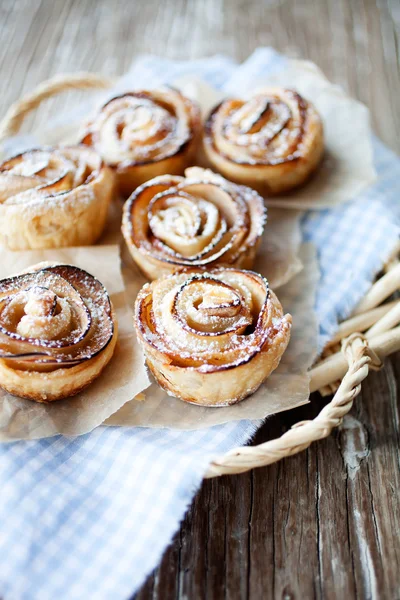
[135,267,291,406]
[122,167,266,280]
[0,263,117,402]
[0,146,114,251]
[80,88,201,197]
[203,87,324,195]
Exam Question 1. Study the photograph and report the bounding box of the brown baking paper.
[0,245,149,441]
[105,243,318,430]
[0,63,313,440]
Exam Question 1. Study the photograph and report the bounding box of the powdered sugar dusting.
[206,89,308,165]
[137,267,282,371]
[82,88,197,166]
[128,167,266,269]
[0,265,114,367]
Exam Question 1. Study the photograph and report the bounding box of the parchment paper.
[0,72,305,441]
[0,245,150,441]
[0,56,328,438]
[106,243,318,430]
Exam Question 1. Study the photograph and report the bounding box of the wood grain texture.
[0,0,399,598]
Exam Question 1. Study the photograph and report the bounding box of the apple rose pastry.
[122,167,266,280]
[135,267,291,406]
[204,88,324,194]
[0,146,114,251]
[0,263,117,402]
[80,88,201,196]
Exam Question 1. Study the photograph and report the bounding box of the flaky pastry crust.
[81,88,201,197]
[0,146,114,251]
[134,267,291,406]
[122,167,266,280]
[203,87,324,195]
[0,262,117,402]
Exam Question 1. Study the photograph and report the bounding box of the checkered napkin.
[0,49,399,600]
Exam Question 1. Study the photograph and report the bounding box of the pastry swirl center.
[196,284,242,318]
[148,190,223,256]
[206,90,307,166]
[228,96,291,145]
[0,285,73,342]
[16,286,72,341]
[24,286,57,317]
[173,277,252,335]
[120,102,174,147]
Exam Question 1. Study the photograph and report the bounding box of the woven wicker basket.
[1,73,399,478]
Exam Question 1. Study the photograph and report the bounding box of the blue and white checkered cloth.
[0,49,399,600]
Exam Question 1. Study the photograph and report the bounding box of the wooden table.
[1,0,399,598]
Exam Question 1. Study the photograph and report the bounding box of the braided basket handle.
[205,334,374,477]
[0,72,114,142]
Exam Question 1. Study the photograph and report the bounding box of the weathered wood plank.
[142,361,400,599]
